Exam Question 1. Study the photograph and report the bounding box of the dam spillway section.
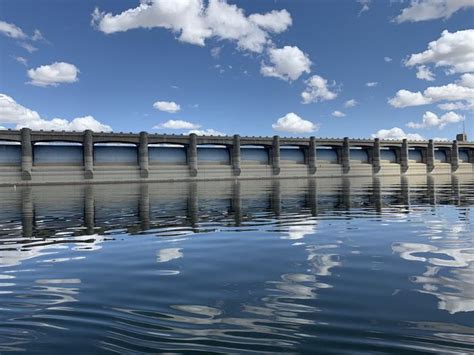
[0,128,472,185]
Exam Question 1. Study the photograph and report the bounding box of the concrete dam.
[0,128,472,186]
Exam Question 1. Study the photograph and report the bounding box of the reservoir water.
[0,176,473,353]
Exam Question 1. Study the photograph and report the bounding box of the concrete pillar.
[372,138,381,173]
[427,175,436,205]
[84,185,94,235]
[308,136,317,175]
[139,131,149,178]
[426,139,435,172]
[272,135,280,175]
[232,134,241,176]
[21,186,33,238]
[341,137,350,173]
[400,139,409,173]
[83,130,94,179]
[451,140,459,172]
[21,127,32,181]
[188,133,198,177]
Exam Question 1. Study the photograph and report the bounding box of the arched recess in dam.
[434,148,449,163]
[33,142,83,165]
[380,147,398,163]
[316,146,339,163]
[149,144,187,165]
[94,143,138,165]
[349,147,370,163]
[0,141,21,165]
[280,146,305,164]
[197,145,230,165]
[408,147,424,163]
[459,149,470,163]
[241,145,269,165]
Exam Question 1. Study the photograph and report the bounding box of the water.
[0,176,473,353]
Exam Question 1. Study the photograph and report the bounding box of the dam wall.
[0,128,472,185]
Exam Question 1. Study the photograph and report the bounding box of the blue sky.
[0,0,473,140]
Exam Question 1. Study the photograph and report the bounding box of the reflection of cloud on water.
[156,248,183,263]
[0,234,106,267]
[280,220,318,240]
[393,242,474,314]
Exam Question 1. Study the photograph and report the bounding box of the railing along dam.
[0,129,472,185]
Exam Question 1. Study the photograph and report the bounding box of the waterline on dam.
[0,176,473,353]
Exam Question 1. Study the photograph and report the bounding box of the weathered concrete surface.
[0,129,472,186]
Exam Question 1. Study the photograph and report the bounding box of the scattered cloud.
[210,46,221,59]
[301,75,338,104]
[188,128,225,136]
[153,100,181,113]
[407,111,464,129]
[357,0,371,15]
[260,45,311,81]
[14,56,27,66]
[332,110,346,118]
[458,73,474,88]
[366,81,378,87]
[384,56,393,62]
[344,99,358,108]
[437,101,474,111]
[371,127,424,140]
[405,29,474,74]
[31,29,44,42]
[416,65,435,81]
[92,0,292,53]
[0,20,27,39]
[395,0,474,23]
[154,119,200,129]
[0,93,111,131]
[27,62,80,87]
[388,83,474,108]
[272,112,318,133]
[19,42,37,53]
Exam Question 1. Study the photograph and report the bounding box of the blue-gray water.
[0,176,473,353]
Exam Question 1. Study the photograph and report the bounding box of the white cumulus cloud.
[407,111,465,129]
[458,73,474,88]
[0,20,27,39]
[260,45,311,81]
[384,56,393,62]
[395,0,474,23]
[272,112,318,133]
[301,75,338,104]
[371,127,425,141]
[332,110,346,118]
[344,99,358,108]
[366,81,378,87]
[188,128,225,136]
[154,119,200,129]
[0,93,111,132]
[92,0,292,53]
[405,29,474,74]
[27,62,80,87]
[153,100,181,113]
[437,101,474,111]
[388,83,474,108]
[416,65,436,81]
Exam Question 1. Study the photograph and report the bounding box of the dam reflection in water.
[0,176,473,353]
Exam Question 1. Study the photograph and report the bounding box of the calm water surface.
[0,176,473,353]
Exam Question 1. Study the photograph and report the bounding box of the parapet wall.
[0,128,473,185]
